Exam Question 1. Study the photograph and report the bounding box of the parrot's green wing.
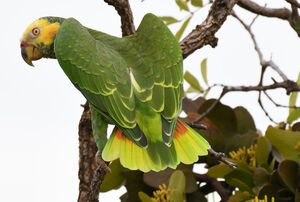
[119,14,183,119]
[54,18,147,148]
[89,14,184,145]
[123,14,184,145]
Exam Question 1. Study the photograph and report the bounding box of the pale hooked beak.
[20,42,43,66]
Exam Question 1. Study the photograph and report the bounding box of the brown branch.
[208,149,237,168]
[264,91,300,109]
[180,0,239,58]
[78,102,100,202]
[232,12,289,81]
[192,80,300,125]
[238,0,291,20]
[286,0,300,9]
[88,152,111,202]
[194,173,232,202]
[103,0,135,36]
[237,0,300,36]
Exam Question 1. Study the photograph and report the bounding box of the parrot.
[20,13,210,172]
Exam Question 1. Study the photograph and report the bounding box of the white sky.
[1,0,299,201]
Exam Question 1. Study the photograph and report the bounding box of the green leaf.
[287,109,300,124]
[143,164,197,193]
[159,16,180,25]
[100,159,125,192]
[287,73,300,123]
[207,163,233,178]
[138,192,153,202]
[256,136,269,167]
[203,88,210,98]
[234,106,256,134]
[175,0,190,11]
[278,160,299,193]
[253,167,270,188]
[184,70,203,92]
[186,86,201,94]
[227,191,252,202]
[168,170,186,202]
[191,0,203,7]
[175,16,192,40]
[201,58,208,85]
[224,169,254,193]
[265,127,300,162]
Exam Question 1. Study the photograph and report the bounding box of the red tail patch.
[174,119,188,139]
[115,129,133,143]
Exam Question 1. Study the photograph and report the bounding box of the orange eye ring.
[32,28,40,36]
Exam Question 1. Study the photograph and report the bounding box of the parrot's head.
[20,17,64,66]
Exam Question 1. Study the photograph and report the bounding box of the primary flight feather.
[21,13,210,172]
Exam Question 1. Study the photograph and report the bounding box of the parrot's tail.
[102,119,210,172]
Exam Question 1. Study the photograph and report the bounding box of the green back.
[54,14,183,145]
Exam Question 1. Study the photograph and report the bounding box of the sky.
[0,0,299,201]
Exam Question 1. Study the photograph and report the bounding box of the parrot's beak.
[20,42,43,67]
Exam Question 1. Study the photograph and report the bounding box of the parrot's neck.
[38,17,66,59]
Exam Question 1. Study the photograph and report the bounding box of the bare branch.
[103,0,135,36]
[237,0,300,36]
[238,0,291,20]
[232,12,289,81]
[180,0,238,58]
[286,0,300,9]
[258,91,279,124]
[191,80,300,126]
[208,149,237,168]
[222,80,300,93]
[264,91,300,109]
[88,153,111,202]
[78,102,99,202]
[191,88,227,123]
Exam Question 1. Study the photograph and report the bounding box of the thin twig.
[264,91,300,109]
[192,89,227,123]
[237,0,300,36]
[193,80,300,124]
[208,149,237,168]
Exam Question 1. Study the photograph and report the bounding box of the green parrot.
[20,13,210,172]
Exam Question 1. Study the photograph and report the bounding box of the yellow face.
[21,19,60,66]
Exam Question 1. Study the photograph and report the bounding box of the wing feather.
[54,18,135,128]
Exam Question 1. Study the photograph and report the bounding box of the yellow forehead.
[22,19,60,46]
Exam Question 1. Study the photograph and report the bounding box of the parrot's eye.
[32,28,40,36]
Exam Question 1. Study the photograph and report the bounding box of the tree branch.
[238,0,291,20]
[103,0,135,36]
[237,0,300,36]
[180,0,238,58]
[78,102,99,202]
[286,0,300,9]
[192,80,300,125]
